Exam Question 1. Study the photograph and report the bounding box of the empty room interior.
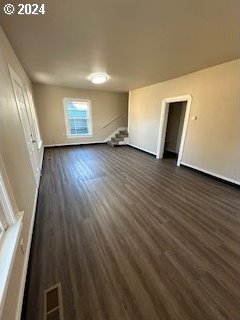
[0,0,239,319]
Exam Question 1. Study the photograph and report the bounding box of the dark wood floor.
[22,145,240,320]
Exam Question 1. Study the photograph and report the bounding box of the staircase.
[107,130,129,147]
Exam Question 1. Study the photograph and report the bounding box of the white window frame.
[0,175,16,243]
[0,173,22,317]
[0,214,7,244]
[63,98,93,138]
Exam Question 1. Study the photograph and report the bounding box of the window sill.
[0,213,23,316]
[66,134,93,139]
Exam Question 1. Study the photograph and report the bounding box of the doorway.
[163,101,187,160]
[156,95,192,165]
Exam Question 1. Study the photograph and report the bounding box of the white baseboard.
[15,148,45,320]
[45,141,106,147]
[128,143,157,156]
[15,187,38,320]
[118,137,129,145]
[180,161,240,185]
[45,128,128,147]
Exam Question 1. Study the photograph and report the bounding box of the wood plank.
[22,145,240,320]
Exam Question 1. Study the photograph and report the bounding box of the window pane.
[66,100,90,136]
[69,119,89,134]
[0,201,7,232]
[0,221,4,235]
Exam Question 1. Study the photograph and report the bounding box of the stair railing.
[100,115,121,129]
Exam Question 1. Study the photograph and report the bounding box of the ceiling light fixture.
[90,73,109,84]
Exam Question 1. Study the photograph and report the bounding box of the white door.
[9,67,40,185]
[26,87,42,161]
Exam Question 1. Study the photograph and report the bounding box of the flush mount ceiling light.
[90,73,109,84]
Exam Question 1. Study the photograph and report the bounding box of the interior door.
[9,67,40,185]
[26,87,42,160]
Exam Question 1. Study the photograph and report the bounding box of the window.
[0,171,22,314]
[0,204,7,242]
[0,175,15,243]
[63,98,92,137]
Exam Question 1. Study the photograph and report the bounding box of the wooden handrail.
[100,115,121,129]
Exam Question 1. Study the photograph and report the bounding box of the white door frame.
[156,95,192,166]
[25,86,43,158]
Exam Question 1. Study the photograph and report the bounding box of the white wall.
[0,27,43,319]
[129,60,240,183]
[33,84,128,146]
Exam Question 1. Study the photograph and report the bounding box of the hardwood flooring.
[22,145,240,320]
